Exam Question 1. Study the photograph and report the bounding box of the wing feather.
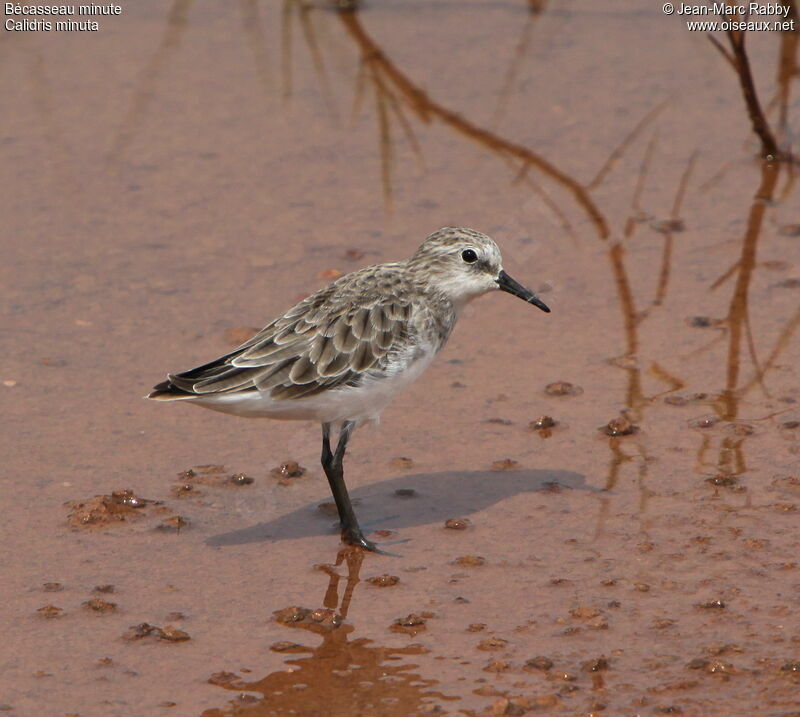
[318,351,350,377]
[253,360,296,391]
[235,336,312,366]
[333,317,359,352]
[370,305,391,332]
[152,265,417,401]
[349,308,370,340]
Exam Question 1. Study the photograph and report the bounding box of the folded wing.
[149,272,413,401]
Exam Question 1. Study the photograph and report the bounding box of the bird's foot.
[341,526,409,556]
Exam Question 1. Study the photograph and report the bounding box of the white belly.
[191,345,438,426]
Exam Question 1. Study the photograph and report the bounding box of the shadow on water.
[200,547,459,716]
[207,468,587,546]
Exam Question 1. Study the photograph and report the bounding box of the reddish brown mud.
[2,1,799,715]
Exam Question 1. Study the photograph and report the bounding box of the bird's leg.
[320,421,381,552]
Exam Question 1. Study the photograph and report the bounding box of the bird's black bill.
[496,270,550,313]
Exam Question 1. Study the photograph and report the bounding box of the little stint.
[149,227,550,552]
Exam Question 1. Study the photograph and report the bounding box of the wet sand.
[2,1,799,715]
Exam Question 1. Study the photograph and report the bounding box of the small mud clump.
[476,637,508,651]
[705,475,738,487]
[582,656,610,672]
[388,456,414,469]
[490,695,561,714]
[601,415,639,436]
[66,490,155,528]
[122,622,158,639]
[776,278,800,289]
[366,574,399,587]
[664,395,688,406]
[654,618,677,629]
[690,415,720,429]
[444,517,470,530]
[686,316,723,328]
[529,415,556,436]
[93,584,115,594]
[491,458,519,471]
[524,656,554,671]
[778,223,800,237]
[394,488,416,498]
[269,641,303,653]
[651,218,685,233]
[704,644,743,656]
[208,671,240,686]
[42,582,63,592]
[36,605,65,618]
[453,555,486,567]
[172,483,199,498]
[273,606,310,624]
[122,622,190,642]
[686,658,736,674]
[545,381,583,397]
[83,598,117,614]
[270,461,306,485]
[228,473,254,486]
[485,417,512,426]
[483,658,510,673]
[158,625,191,642]
[570,605,601,619]
[176,465,255,491]
[273,606,341,631]
[157,516,189,532]
[390,613,427,636]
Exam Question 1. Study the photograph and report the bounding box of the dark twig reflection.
[653,151,698,307]
[718,161,780,412]
[490,10,540,130]
[107,0,193,164]
[240,0,273,100]
[596,137,699,531]
[708,21,791,160]
[688,160,794,486]
[293,0,340,120]
[588,100,669,191]
[769,5,799,141]
[337,10,609,236]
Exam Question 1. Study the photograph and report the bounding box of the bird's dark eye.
[461,249,478,263]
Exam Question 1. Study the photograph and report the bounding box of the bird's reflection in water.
[201,547,457,717]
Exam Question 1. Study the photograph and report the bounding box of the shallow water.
[2,1,800,715]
